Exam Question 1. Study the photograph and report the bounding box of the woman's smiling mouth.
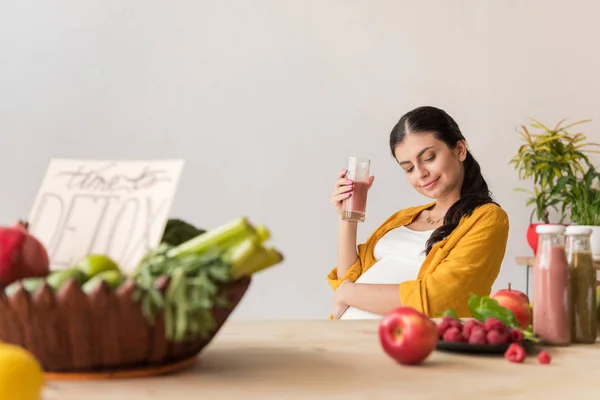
[421,177,440,190]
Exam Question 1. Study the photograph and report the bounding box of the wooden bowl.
[0,276,250,374]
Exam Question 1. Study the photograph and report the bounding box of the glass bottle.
[566,225,597,343]
[532,224,571,345]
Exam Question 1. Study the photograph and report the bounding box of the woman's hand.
[330,169,374,214]
[332,280,353,319]
[332,302,348,319]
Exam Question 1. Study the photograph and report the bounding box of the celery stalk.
[225,237,261,278]
[231,246,268,279]
[255,225,271,244]
[249,247,284,275]
[167,217,257,258]
[231,246,284,279]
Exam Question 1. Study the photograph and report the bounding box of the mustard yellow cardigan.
[327,202,509,318]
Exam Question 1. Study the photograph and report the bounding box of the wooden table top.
[516,256,600,269]
[45,319,600,399]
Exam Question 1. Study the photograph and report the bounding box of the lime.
[46,268,88,290]
[82,270,125,293]
[74,254,121,279]
[4,277,45,297]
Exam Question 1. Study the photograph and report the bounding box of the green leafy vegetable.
[161,218,206,246]
[131,217,284,343]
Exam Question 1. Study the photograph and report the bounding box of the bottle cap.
[535,224,565,234]
[565,225,593,236]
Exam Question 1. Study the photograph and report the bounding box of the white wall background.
[1,0,599,320]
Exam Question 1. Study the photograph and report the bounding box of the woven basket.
[0,276,250,372]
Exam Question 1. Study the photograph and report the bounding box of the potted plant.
[552,161,600,259]
[510,118,598,254]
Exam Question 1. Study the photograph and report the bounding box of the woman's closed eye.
[404,154,435,173]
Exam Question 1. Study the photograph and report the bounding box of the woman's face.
[393,132,466,201]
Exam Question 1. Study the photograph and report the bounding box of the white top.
[339,226,433,320]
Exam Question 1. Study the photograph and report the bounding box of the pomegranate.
[0,221,50,287]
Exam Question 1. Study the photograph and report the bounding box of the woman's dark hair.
[389,106,496,254]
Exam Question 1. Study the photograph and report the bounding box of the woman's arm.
[335,220,359,278]
[334,205,509,318]
[334,282,401,317]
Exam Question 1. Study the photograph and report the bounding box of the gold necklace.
[426,210,444,225]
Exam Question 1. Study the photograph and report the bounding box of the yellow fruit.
[0,342,44,400]
[74,254,121,279]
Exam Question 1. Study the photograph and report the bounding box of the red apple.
[490,283,531,329]
[378,306,438,365]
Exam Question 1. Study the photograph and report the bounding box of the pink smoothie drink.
[341,180,369,222]
[533,243,572,345]
[341,157,370,223]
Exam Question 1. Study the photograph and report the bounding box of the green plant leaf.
[441,308,459,320]
[467,293,520,328]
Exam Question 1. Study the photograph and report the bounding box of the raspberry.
[484,317,505,333]
[462,319,482,338]
[438,316,463,338]
[504,343,526,363]
[486,329,509,345]
[468,326,487,344]
[437,319,452,338]
[449,319,463,331]
[442,326,463,342]
[538,351,551,364]
[509,328,524,343]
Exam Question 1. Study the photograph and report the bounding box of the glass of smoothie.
[532,224,572,346]
[341,156,370,223]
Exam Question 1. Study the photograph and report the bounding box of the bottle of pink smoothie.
[341,157,370,223]
[532,224,572,345]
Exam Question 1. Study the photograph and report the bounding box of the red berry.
[504,343,527,363]
[538,351,551,364]
[510,328,524,343]
[437,319,452,338]
[442,326,463,342]
[468,326,487,344]
[486,329,509,345]
[484,317,505,333]
[449,319,463,330]
[462,319,482,338]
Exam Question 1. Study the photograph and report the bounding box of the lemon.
[74,254,121,279]
[0,342,45,400]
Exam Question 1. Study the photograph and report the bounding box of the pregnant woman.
[328,106,509,320]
